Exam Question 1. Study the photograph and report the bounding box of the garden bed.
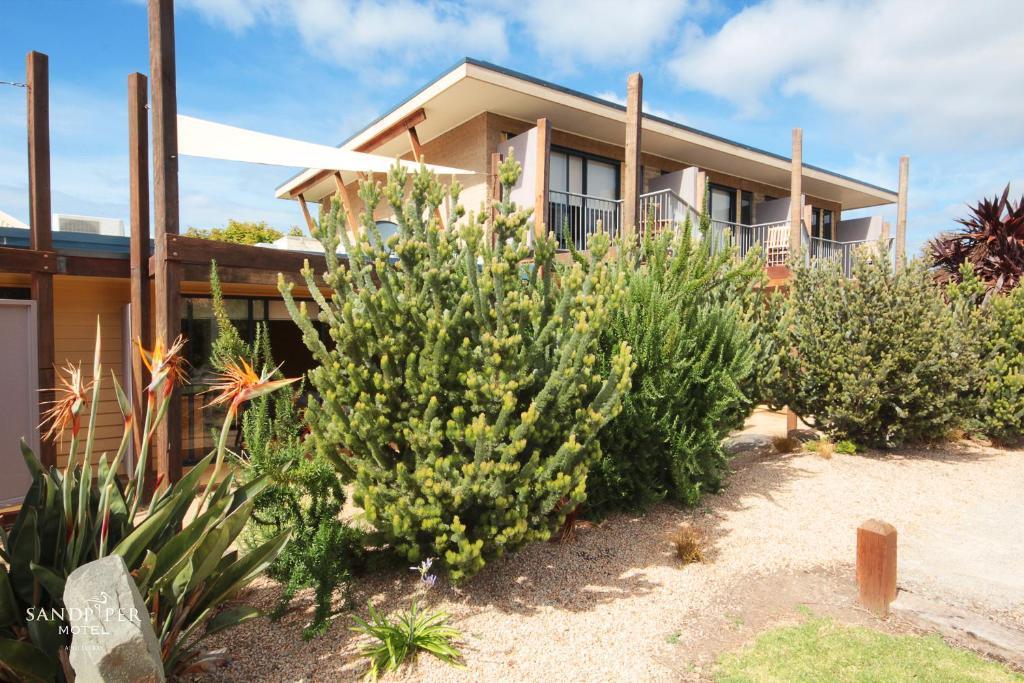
[202,416,1024,681]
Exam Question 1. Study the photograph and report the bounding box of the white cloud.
[669,0,1024,144]
[177,0,509,80]
[506,0,692,69]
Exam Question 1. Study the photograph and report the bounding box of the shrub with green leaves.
[586,220,761,514]
[947,263,1024,442]
[772,248,967,448]
[280,156,633,581]
[209,264,362,638]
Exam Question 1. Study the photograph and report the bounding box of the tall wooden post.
[788,128,803,258]
[895,156,909,272]
[128,72,151,465]
[27,51,56,469]
[623,73,643,239]
[533,117,551,242]
[149,0,182,484]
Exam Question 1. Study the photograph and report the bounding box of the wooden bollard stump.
[857,519,897,616]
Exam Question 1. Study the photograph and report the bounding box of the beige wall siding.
[52,276,131,470]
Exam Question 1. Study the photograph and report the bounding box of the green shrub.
[834,440,858,455]
[772,248,967,448]
[948,263,1024,442]
[280,156,632,581]
[209,265,361,638]
[586,222,760,514]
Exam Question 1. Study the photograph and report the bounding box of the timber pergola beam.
[288,107,428,199]
[150,233,331,275]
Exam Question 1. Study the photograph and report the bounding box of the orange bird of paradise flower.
[206,358,299,418]
[138,335,189,396]
[39,361,92,444]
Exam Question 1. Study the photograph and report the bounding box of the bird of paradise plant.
[0,319,295,682]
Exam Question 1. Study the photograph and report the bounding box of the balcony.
[545,188,888,277]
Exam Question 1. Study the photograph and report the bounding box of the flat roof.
[277,58,898,210]
[0,226,133,259]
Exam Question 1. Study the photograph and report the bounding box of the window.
[709,184,737,224]
[811,209,821,239]
[822,209,834,240]
[548,147,622,248]
[741,191,754,225]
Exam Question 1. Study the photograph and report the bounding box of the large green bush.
[586,221,761,514]
[772,247,967,448]
[947,263,1024,442]
[280,157,632,581]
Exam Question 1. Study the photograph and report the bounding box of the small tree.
[772,246,967,448]
[280,157,632,580]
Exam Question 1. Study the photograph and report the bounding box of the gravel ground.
[202,418,1023,682]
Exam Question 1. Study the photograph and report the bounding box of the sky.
[1,0,1022,254]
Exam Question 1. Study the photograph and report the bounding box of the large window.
[179,295,323,463]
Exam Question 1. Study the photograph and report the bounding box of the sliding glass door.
[548,147,621,249]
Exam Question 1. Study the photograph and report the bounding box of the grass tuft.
[716,615,1022,682]
[772,436,802,454]
[672,526,704,565]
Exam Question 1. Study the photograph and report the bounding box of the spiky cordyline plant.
[929,184,1024,293]
[0,321,293,682]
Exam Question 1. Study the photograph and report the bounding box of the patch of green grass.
[666,631,681,645]
[716,616,1022,682]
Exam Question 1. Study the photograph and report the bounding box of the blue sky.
[1,0,1022,254]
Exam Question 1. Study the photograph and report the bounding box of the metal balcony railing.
[808,236,895,277]
[638,189,699,238]
[548,189,622,251]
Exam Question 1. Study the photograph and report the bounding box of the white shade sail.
[176,115,473,183]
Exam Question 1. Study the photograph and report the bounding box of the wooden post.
[128,72,151,464]
[857,519,898,617]
[896,156,909,272]
[489,151,502,231]
[789,128,803,257]
[149,0,183,484]
[785,407,798,433]
[533,117,551,242]
[27,51,56,469]
[623,73,643,240]
[297,194,316,235]
[332,172,359,237]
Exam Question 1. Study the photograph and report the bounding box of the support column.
[128,73,151,463]
[27,51,56,469]
[623,73,643,239]
[149,0,182,484]
[896,156,909,272]
[788,128,803,258]
[533,117,551,242]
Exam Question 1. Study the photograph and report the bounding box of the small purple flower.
[411,557,437,588]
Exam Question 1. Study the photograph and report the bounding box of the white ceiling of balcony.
[277,60,898,210]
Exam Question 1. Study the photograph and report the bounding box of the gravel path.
[204,429,1023,682]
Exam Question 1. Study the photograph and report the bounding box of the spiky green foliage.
[586,218,761,514]
[279,156,633,581]
[947,263,1024,442]
[772,247,968,448]
[351,600,462,680]
[208,264,361,639]
[0,324,289,682]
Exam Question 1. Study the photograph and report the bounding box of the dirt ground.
[204,411,1024,682]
